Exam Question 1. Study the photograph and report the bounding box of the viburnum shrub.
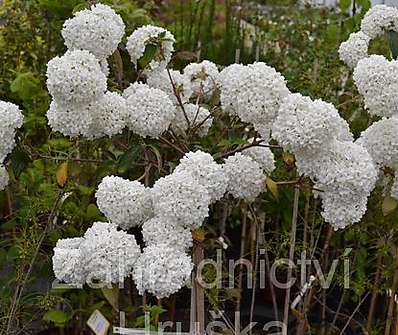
[1,3,398,300]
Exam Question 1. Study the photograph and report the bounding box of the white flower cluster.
[338,31,370,69]
[46,50,129,138]
[219,62,289,140]
[339,5,398,68]
[223,153,266,200]
[95,176,153,230]
[147,69,193,104]
[361,4,398,38]
[152,170,211,229]
[269,92,375,229]
[0,165,9,191]
[272,93,352,155]
[297,140,377,229]
[174,151,228,202]
[243,143,275,175]
[183,60,220,99]
[142,217,193,251]
[123,83,176,138]
[357,117,398,199]
[126,25,175,74]
[172,103,213,137]
[52,222,141,285]
[0,101,24,190]
[353,55,398,118]
[62,4,125,61]
[132,245,193,298]
[53,237,86,285]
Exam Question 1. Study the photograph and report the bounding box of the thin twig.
[283,186,300,333]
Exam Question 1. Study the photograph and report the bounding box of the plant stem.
[283,185,300,334]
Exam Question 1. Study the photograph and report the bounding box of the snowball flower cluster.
[172,103,213,137]
[126,25,175,74]
[357,117,398,199]
[53,222,141,285]
[361,5,398,38]
[53,237,86,285]
[223,153,266,200]
[174,151,228,202]
[62,4,125,60]
[183,60,220,99]
[147,69,193,105]
[95,176,153,230]
[132,245,193,298]
[0,101,24,190]
[243,142,275,175]
[152,169,211,229]
[142,217,193,251]
[219,62,289,140]
[46,50,129,138]
[219,63,248,116]
[46,50,107,105]
[353,55,398,118]
[0,165,9,191]
[339,5,398,68]
[272,93,352,155]
[123,83,176,138]
[338,31,370,69]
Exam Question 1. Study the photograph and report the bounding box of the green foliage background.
[1,0,398,334]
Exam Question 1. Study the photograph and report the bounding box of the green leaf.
[382,196,398,216]
[138,43,158,69]
[101,285,119,311]
[339,0,351,14]
[85,204,102,220]
[43,310,71,326]
[265,177,279,199]
[10,147,31,177]
[389,31,398,60]
[10,72,41,101]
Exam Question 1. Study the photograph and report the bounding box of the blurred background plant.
[1,0,398,334]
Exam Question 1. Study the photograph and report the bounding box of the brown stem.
[385,248,398,335]
[283,186,300,333]
[236,203,248,312]
[367,249,383,331]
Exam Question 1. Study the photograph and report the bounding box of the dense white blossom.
[0,165,9,191]
[151,170,211,229]
[100,58,110,77]
[174,151,228,202]
[126,25,175,73]
[235,62,290,133]
[52,237,86,285]
[132,245,193,298]
[0,101,24,162]
[353,55,398,118]
[146,69,192,104]
[357,117,398,169]
[142,217,193,251]
[338,31,370,69]
[183,60,219,99]
[46,50,107,105]
[47,92,127,139]
[219,64,249,116]
[81,222,141,284]
[223,153,265,200]
[243,144,275,175]
[296,140,377,229]
[123,83,176,138]
[172,103,213,137]
[96,176,153,230]
[62,4,125,60]
[361,5,398,38]
[272,93,352,155]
